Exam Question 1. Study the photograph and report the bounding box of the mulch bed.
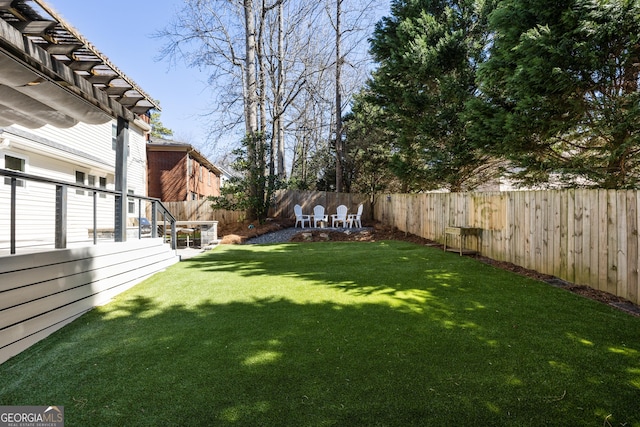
[218,219,640,317]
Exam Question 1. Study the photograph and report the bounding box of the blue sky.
[49,0,390,162]
[50,0,214,153]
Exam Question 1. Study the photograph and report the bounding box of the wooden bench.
[444,226,482,256]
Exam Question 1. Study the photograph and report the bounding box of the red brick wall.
[189,162,221,199]
[147,151,188,201]
[147,151,222,201]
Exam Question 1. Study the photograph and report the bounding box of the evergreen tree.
[467,0,640,189]
[344,92,401,196]
[149,106,173,139]
[368,0,497,192]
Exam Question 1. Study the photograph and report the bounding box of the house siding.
[22,122,115,166]
[1,120,149,246]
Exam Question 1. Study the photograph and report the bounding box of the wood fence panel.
[411,195,423,238]
[606,191,618,295]
[392,195,403,231]
[558,191,568,281]
[625,191,637,302]
[631,194,640,304]
[549,191,559,277]
[540,191,549,276]
[424,194,442,240]
[162,200,245,228]
[597,191,608,293]
[568,189,578,284]
[588,190,600,288]
[617,191,628,299]
[505,192,515,265]
[424,194,435,240]
[579,189,592,286]
[513,192,523,267]
[521,191,531,268]
[533,191,543,273]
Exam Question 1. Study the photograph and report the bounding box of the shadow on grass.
[1,241,639,426]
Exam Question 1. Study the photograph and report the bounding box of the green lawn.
[1,241,639,426]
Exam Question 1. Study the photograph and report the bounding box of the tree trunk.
[277,0,286,178]
[244,0,258,135]
[334,0,344,192]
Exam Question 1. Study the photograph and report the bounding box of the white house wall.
[0,119,149,250]
[3,120,148,195]
[126,124,148,203]
[23,122,116,166]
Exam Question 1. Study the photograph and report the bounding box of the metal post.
[171,221,177,250]
[151,200,158,238]
[55,184,67,249]
[163,216,167,244]
[93,190,97,245]
[10,177,16,254]
[138,198,142,239]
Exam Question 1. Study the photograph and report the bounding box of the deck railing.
[1,168,177,254]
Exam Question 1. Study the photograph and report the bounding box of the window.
[75,171,85,195]
[207,170,211,186]
[3,154,25,187]
[99,176,107,198]
[128,189,135,214]
[199,165,203,182]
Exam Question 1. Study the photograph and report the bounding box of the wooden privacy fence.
[270,190,372,220]
[375,190,640,305]
[159,200,245,228]
[161,191,372,227]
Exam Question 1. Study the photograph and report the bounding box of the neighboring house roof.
[0,0,158,128]
[147,137,222,176]
[216,164,241,181]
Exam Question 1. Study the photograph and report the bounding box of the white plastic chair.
[331,204,350,228]
[347,203,363,228]
[312,205,328,227]
[294,204,310,228]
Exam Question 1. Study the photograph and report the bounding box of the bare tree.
[157,0,385,192]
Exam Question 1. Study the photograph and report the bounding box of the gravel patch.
[242,227,369,244]
[242,228,303,244]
